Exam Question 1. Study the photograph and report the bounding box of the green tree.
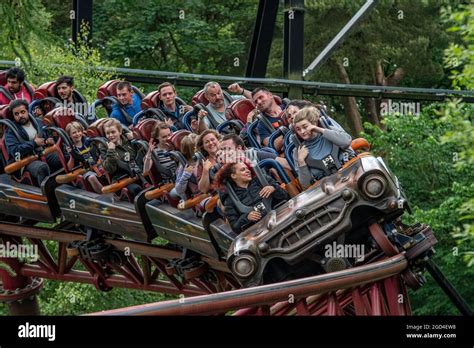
[363,109,474,314]
[27,28,114,103]
[0,0,52,68]
[268,0,455,133]
[439,3,474,267]
[91,0,257,75]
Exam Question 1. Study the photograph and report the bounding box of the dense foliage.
[364,108,474,314]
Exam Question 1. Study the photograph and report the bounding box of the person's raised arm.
[228,83,252,100]
[294,145,312,190]
[197,110,209,134]
[197,159,213,193]
[310,124,352,148]
[321,126,352,148]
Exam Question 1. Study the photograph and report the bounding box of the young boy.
[65,121,103,193]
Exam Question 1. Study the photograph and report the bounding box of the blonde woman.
[292,106,354,189]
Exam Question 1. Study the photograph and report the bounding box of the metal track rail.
[1,60,473,102]
[89,254,408,316]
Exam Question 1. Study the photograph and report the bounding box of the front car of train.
[226,153,433,287]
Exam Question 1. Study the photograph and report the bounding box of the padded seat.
[225,99,255,124]
[86,118,109,138]
[0,105,8,119]
[133,118,158,142]
[192,89,209,106]
[168,129,190,151]
[33,81,57,100]
[97,80,120,99]
[45,107,76,129]
[141,90,161,109]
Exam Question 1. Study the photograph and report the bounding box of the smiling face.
[117,87,133,106]
[57,82,74,101]
[105,125,121,144]
[202,133,220,156]
[294,119,316,141]
[157,128,172,149]
[12,104,29,125]
[69,128,84,145]
[159,86,176,108]
[230,162,252,184]
[217,138,243,164]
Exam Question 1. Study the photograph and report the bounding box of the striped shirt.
[153,148,177,180]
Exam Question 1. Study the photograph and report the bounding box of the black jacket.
[221,175,290,234]
[4,117,46,163]
[99,135,142,181]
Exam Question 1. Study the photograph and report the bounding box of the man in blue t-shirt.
[252,87,285,151]
[110,81,141,126]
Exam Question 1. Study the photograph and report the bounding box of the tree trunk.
[364,98,381,127]
[335,61,363,135]
[369,61,406,130]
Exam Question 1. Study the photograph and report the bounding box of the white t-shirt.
[22,122,37,141]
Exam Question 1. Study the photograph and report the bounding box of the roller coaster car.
[54,126,154,240]
[0,112,62,222]
[226,153,409,287]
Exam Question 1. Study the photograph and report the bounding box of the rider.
[156,82,193,129]
[143,122,177,181]
[65,121,104,193]
[4,99,62,186]
[110,81,141,127]
[293,106,354,189]
[100,118,143,198]
[0,67,34,105]
[215,162,289,234]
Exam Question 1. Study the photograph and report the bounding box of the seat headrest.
[45,107,76,129]
[273,95,282,105]
[226,99,256,124]
[169,129,190,151]
[96,80,121,100]
[86,118,109,138]
[134,118,159,142]
[0,105,9,119]
[192,90,209,106]
[33,81,58,100]
[141,90,161,110]
[0,71,7,86]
